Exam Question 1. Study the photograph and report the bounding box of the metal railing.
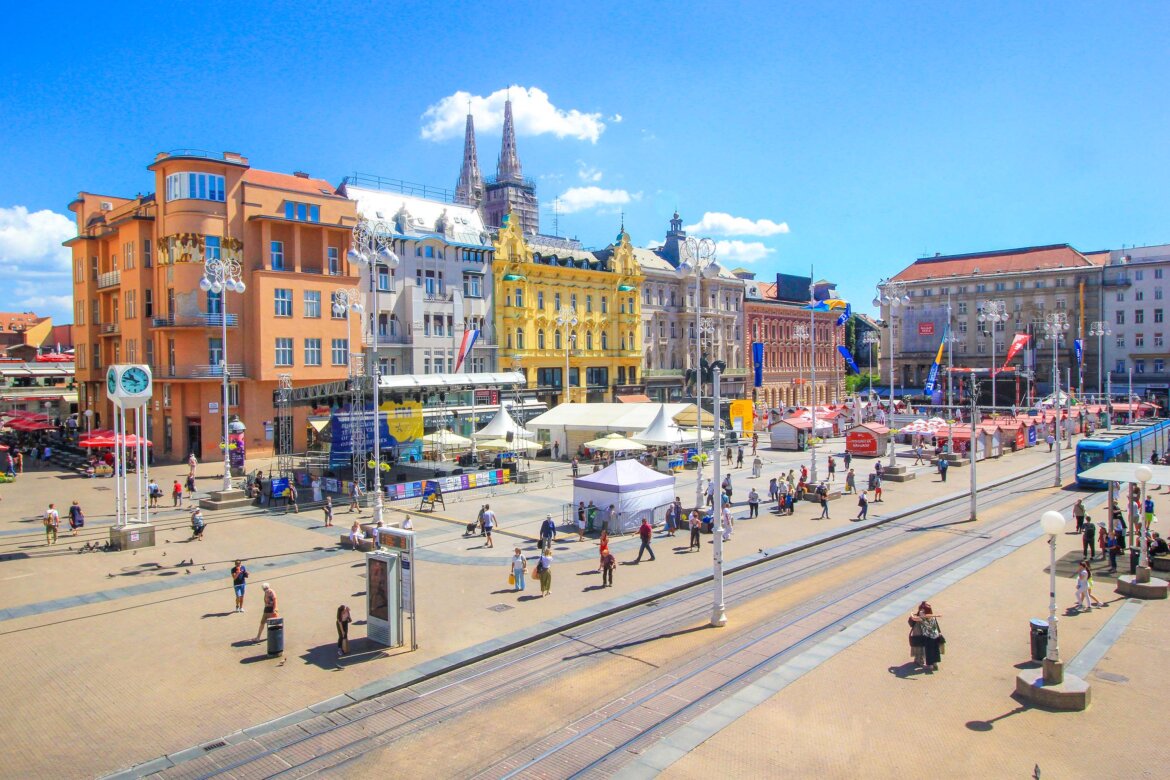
[164,363,247,379]
[97,270,121,289]
[645,369,684,377]
[343,172,454,203]
[151,313,239,328]
[100,322,120,335]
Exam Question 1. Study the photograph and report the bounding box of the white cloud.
[421,86,607,143]
[553,187,642,214]
[576,161,603,183]
[685,211,790,237]
[610,113,623,123]
[0,206,75,320]
[715,240,774,264]
[13,281,71,315]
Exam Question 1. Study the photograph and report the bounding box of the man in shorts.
[254,583,277,642]
[231,560,249,613]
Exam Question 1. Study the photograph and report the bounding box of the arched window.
[515,287,524,308]
[538,329,545,349]
[555,330,562,349]
[516,328,524,350]
[601,331,608,350]
[586,331,594,350]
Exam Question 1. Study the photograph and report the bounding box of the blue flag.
[835,302,852,327]
[837,345,861,373]
[752,342,764,388]
[1074,338,1083,365]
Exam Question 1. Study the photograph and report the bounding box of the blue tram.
[1075,417,1170,488]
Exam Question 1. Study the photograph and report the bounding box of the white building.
[1100,244,1170,408]
[340,182,497,375]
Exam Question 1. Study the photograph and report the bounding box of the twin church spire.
[455,91,539,235]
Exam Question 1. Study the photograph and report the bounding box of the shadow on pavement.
[300,639,388,670]
[561,624,709,662]
[887,662,925,679]
[966,704,1030,731]
[201,612,234,619]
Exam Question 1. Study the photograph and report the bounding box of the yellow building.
[494,214,644,406]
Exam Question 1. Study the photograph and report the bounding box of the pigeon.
[107,573,114,578]
[132,551,137,555]
[185,569,191,575]
[201,566,206,571]
[162,552,166,557]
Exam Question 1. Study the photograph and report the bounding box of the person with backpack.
[856,490,869,521]
[43,503,60,545]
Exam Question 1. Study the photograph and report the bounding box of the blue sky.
[1,1,1167,324]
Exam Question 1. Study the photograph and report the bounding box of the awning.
[1078,463,1170,486]
[617,394,651,403]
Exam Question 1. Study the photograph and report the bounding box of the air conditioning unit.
[100,201,113,212]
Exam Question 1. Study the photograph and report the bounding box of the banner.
[923,329,948,394]
[228,431,246,469]
[455,329,480,373]
[1001,333,1031,370]
[1074,338,1083,365]
[752,342,764,387]
[837,345,861,374]
[835,302,852,327]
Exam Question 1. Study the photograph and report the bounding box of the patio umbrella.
[477,438,540,453]
[420,430,472,448]
[587,437,647,452]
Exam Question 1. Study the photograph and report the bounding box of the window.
[1158,269,1165,280]
[515,288,524,308]
[515,328,524,350]
[670,321,677,338]
[1116,335,1126,348]
[586,295,593,313]
[957,302,967,315]
[332,338,348,366]
[1157,359,1166,373]
[1116,359,1127,373]
[1158,288,1165,300]
[304,290,321,318]
[601,296,608,314]
[208,337,223,366]
[1117,292,1126,302]
[536,367,563,387]
[1156,334,1164,348]
[378,266,390,291]
[1157,309,1164,324]
[644,289,651,305]
[328,247,339,275]
[274,288,293,317]
[143,239,152,267]
[270,241,285,270]
[995,320,1005,332]
[537,291,544,309]
[586,331,593,350]
[586,367,608,387]
[1013,280,1023,289]
[554,330,562,349]
[1136,270,1145,281]
[275,338,293,366]
[994,282,1006,291]
[144,341,154,368]
[125,290,136,319]
[554,293,562,310]
[1117,311,1126,325]
[165,172,225,202]
[537,330,545,349]
[304,338,322,366]
[123,241,135,270]
[601,332,608,350]
[283,202,320,222]
[463,274,483,298]
[1136,359,1146,374]
[1137,290,1145,301]
[144,289,153,318]
[1055,278,1067,287]
[1136,310,1145,324]
[570,293,577,310]
[1136,333,1145,347]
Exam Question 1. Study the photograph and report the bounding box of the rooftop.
[242,169,343,199]
[892,244,1099,282]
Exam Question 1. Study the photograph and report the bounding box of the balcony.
[163,363,247,379]
[645,369,684,378]
[100,322,121,335]
[97,270,121,289]
[152,313,239,329]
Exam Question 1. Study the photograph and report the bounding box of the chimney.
[293,171,310,179]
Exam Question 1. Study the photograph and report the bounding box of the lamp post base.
[199,487,253,511]
[710,606,727,627]
[1116,573,1169,599]
[1015,666,1090,711]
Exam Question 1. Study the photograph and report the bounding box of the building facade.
[340,182,497,376]
[1100,244,1170,408]
[494,214,644,407]
[638,213,747,401]
[69,150,359,462]
[884,244,1107,405]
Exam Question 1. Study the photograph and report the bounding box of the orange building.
[68,150,359,462]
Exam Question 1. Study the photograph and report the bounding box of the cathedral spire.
[455,109,483,207]
[497,95,523,182]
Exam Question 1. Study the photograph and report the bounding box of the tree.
[845,372,880,394]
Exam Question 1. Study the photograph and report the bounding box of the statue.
[684,354,728,395]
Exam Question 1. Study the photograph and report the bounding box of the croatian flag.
[454,329,480,373]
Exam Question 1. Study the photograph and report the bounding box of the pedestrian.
[67,500,84,535]
[768,477,779,505]
[665,498,678,536]
[539,513,556,552]
[231,560,249,612]
[571,456,579,478]
[188,452,198,480]
[253,583,277,642]
[843,451,852,471]
[535,549,553,597]
[553,440,560,460]
[752,432,759,455]
[597,529,610,571]
[601,548,616,587]
[43,503,60,545]
[722,474,733,505]
[827,456,836,481]
[1074,560,1105,609]
[505,546,527,592]
[348,480,359,512]
[482,505,495,548]
[172,479,182,507]
[752,455,763,478]
[576,504,587,542]
[938,457,949,483]
[689,510,702,551]
[721,504,734,541]
[1098,522,1110,562]
[747,487,760,518]
[190,508,206,541]
[914,444,924,465]
[845,468,856,494]
[634,517,656,562]
[705,479,715,507]
[147,478,159,508]
[1081,516,1097,560]
[726,446,733,466]
[323,496,334,527]
[908,601,944,672]
[736,446,744,469]
[856,490,869,521]
[336,605,352,656]
[1046,433,1055,452]
[817,482,830,519]
[286,483,299,513]
[1073,499,1085,533]
[1106,531,1121,574]
[185,473,196,505]
[873,472,883,502]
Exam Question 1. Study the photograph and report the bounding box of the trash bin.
[1029,619,1048,662]
[266,617,284,656]
[1130,548,1140,575]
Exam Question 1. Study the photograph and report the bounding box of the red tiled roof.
[0,312,45,333]
[757,282,778,298]
[892,244,1095,283]
[241,170,341,199]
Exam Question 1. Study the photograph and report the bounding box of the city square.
[2,3,1169,779]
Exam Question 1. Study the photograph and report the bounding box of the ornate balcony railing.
[151,313,239,328]
[164,363,247,379]
[97,270,121,289]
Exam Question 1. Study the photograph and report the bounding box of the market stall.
[572,459,676,534]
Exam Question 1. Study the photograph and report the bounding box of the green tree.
[845,372,880,393]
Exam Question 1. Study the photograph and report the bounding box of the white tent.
[631,404,694,446]
[573,459,676,534]
[473,405,534,440]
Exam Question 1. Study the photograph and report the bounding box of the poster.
[228,431,246,469]
[367,557,389,622]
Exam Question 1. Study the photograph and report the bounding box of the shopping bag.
[508,573,516,586]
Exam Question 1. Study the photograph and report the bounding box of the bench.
[339,533,375,552]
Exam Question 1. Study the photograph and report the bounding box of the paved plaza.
[0,437,1163,778]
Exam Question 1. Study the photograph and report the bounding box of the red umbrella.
[80,434,152,447]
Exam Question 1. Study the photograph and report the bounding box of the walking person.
[336,605,352,656]
[721,504,734,541]
[844,468,856,495]
[188,451,198,481]
[147,478,160,508]
[768,477,779,505]
[571,456,579,478]
[185,473,197,506]
[689,510,702,551]
[747,487,760,518]
[597,529,610,572]
[843,450,852,472]
[348,480,360,513]
[1082,516,1097,560]
[535,549,553,597]
[576,504,587,542]
[43,503,60,546]
[909,602,944,672]
[736,446,744,469]
[286,482,299,513]
[634,518,656,562]
[253,583,277,642]
[190,508,206,541]
[482,505,495,548]
[856,490,869,521]
[323,496,334,527]
[510,547,527,591]
[705,479,715,507]
[231,560,249,612]
[938,457,949,483]
[817,482,830,519]
[722,474,733,505]
[872,472,883,502]
[827,456,836,482]
[172,479,183,507]
[752,455,763,478]
[600,548,616,587]
[67,500,85,535]
[725,446,733,466]
[539,513,557,552]
[752,432,758,455]
[1073,499,1086,533]
[1105,530,1121,574]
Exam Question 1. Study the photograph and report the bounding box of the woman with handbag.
[510,547,527,592]
[535,549,553,597]
[909,601,944,672]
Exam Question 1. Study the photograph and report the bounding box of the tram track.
[138,459,1079,780]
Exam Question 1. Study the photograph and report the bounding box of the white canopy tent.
[631,404,695,446]
[472,405,535,441]
[573,459,676,534]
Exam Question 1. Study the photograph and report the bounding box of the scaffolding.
[276,374,293,477]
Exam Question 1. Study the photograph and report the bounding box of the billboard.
[899,305,950,354]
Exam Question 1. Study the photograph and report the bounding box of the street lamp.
[199,253,246,492]
[348,218,399,525]
[332,287,365,478]
[794,324,810,407]
[978,300,1007,411]
[875,279,910,467]
[1042,312,1069,487]
[1088,321,1110,423]
[1039,509,1067,684]
[862,331,879,407]
[677,237,720,512]
[555,306,578,405]
[83,408,94,438]
[1135,464,1153,583]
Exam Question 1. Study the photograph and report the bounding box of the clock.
[106,367,118,395]
[120,366,151,395]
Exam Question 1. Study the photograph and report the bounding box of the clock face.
[106,368,118,395]
[120,366,151,395]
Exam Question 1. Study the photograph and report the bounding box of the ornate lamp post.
[875,280,910,467]
[199,253,246,492]
[978,300,1007,410]
[1039,509,1067,683]
[1042,312,1070,487]
[1135,465,1154,584]
[861,331,879,408]
[794,324,810,407]
[1089,320,1110,407]
[348,218,399,524]
[556,306,578,405]
[677,237,720,511]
